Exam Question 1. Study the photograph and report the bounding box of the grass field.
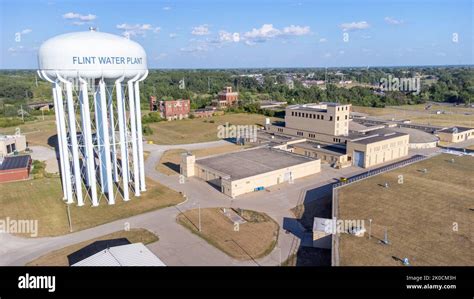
[177,208,279,260]
[26,228,158,266]
[157,144,250,175]
[0,116,57,147]
[337,153,474,266]
[147,113,276,145]
[0,178,184,237]
[352,105,474,127]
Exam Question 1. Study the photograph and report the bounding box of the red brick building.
[150,96,158,111]
[212,86,239,108]
[0,155,32,183]
[159,99,190,121]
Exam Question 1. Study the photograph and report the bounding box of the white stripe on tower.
[134,70,148,192]
[115,77,130,201]
[127,74,140,197]
[99,79,115,204]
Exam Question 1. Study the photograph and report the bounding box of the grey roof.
[437,126,474,133]
[196,147,315,180]
[0,155,31,171]
[291,141,346,156]
[350,130,408,145]
[387,127,439,144]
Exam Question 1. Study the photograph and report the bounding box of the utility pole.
[20,105,24,121]
[198,202,201,232]
[67,204,73,232]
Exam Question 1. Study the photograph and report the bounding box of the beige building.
[346,130,409,168]
[436,127,474,143]
[264,102,410,168]
[0,134,27,156]
[180,147,321,198]
[285,103,351,136]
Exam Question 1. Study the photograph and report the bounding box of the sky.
[0,0,472,69]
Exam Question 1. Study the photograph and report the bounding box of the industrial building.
[0,134,27,156]
[264,103,410,168]
[181,147,320,198]
[436,126,474,143]
[212,86,239,108]
[158,99,190,121]
[0,155,32,183]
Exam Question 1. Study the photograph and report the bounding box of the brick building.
[159,99,190,121]
[212,86,239,108]
[0,155,32,183]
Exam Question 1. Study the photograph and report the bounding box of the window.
[337,116,340,121]
[345,115,348,120]
[330,116,333,121]
[297,131,303,136]
[317,115,320,120]
[321,115,324,120]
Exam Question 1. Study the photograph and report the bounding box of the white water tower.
[37,28,148,207]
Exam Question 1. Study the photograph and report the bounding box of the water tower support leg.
[115,79,130,201]
[134,80,146,192]
[55,83,74,204]
[128,78,140,197]
[52,84,67,200]
[99,80,115,204]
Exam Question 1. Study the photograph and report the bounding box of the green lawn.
[0,177,184,237]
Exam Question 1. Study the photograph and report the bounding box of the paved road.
[0,141,441,266]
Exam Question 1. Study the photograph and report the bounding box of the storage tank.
[37,28,148,207]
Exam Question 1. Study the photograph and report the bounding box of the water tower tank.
[38,29,149,207]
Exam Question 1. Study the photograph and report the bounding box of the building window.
[330,116,333,121]
[345,115,348,120]
[317,115,320,120]
[321,115,324,120]
[337,116,340,121]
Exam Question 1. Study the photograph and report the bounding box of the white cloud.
[20,29,32,35]
[169,33,178,38]
[243,24,310,44]
[339,50,345,55]
[191,24,210,35]
[323,53,332,58]
[116,23,160,37]
[162,6,171,10]
[244,24,280,41]
[319,38,327,43]
[180,45,208,53]
[282,25,310,36]
[218,31,240,43]
[63,12,96,21]
[384,17,404,25]
[339,21,369,31]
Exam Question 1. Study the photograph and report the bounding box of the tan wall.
[437,129,474,143]
[193,159,320,198]
[180,154,195,177]
[0,135,26,156]
[267,124,350,145]
[227,159,321,198]
[292,146,348,165]
[285,104,350,136]
[346,134,409,168]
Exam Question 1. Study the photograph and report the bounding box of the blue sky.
[0,0,472,69]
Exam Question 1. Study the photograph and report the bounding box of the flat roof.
[72,243,166,267]
[291,141,346,156]
[196,147,315,180]
[0,155,30,171]
[437,126,474,133]
[387,127,439,143]
[349,130,408,145]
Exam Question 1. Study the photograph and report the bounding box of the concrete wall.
[437,129,474,143]
[226,159,321,198]
[0,135,27,156]
[267,124,350,145]
[346,134,409,168]
[285,104,350,136]
[292,145,348,165]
